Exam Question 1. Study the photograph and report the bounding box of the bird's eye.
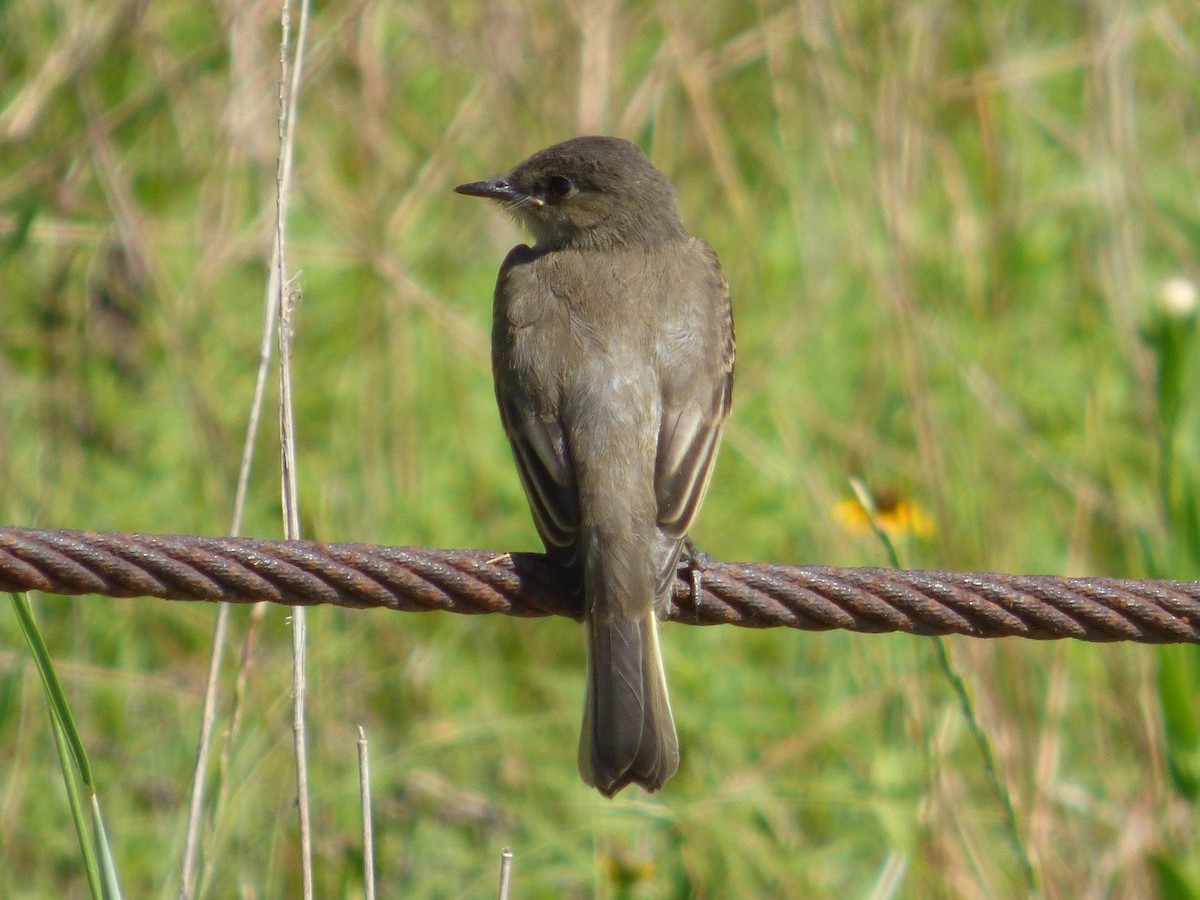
[544,175,574,200]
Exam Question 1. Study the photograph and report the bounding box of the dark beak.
[454,177,525,202]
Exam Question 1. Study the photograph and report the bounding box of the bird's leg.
[678,536,711,608]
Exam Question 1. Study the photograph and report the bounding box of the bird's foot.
[678,536,712,607]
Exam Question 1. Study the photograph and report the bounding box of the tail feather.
[579,612,679,797]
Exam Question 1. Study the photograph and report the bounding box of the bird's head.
[455,136,687,250]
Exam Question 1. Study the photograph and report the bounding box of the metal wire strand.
[2,526,1198,642]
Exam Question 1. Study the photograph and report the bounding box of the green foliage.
[2,0,1200,895]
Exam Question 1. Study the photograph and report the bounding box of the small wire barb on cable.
[1,526,1198,643]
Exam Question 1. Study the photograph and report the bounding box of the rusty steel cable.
[1,525,1198,643]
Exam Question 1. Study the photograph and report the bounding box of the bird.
[455,136,734,796]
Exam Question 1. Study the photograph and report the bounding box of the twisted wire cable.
[1,526,1198,642]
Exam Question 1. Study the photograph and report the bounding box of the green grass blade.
[10,592,96,786]
[90,794,124,900]
[1158,645,1200,802]
[47,694,105,899]
[848,484,1039,893]
[930,637,1038,893]
[10,592,123,897]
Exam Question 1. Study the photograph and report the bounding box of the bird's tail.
[577,529,679,796]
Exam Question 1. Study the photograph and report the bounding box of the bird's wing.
[653,241,734,588]
[493,246,580,567]
[497,391,579,565]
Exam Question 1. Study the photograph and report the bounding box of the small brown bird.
[456,136,734,796]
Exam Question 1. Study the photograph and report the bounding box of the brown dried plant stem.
[177,0,317,896]
[273,0,315,896]
[358,727,376,900]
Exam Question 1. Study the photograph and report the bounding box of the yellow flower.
[832,490,936,539]
[599,848,656,886]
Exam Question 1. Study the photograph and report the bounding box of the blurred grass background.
[3,0,1200,895]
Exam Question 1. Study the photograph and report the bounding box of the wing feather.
[652,241,734,591]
